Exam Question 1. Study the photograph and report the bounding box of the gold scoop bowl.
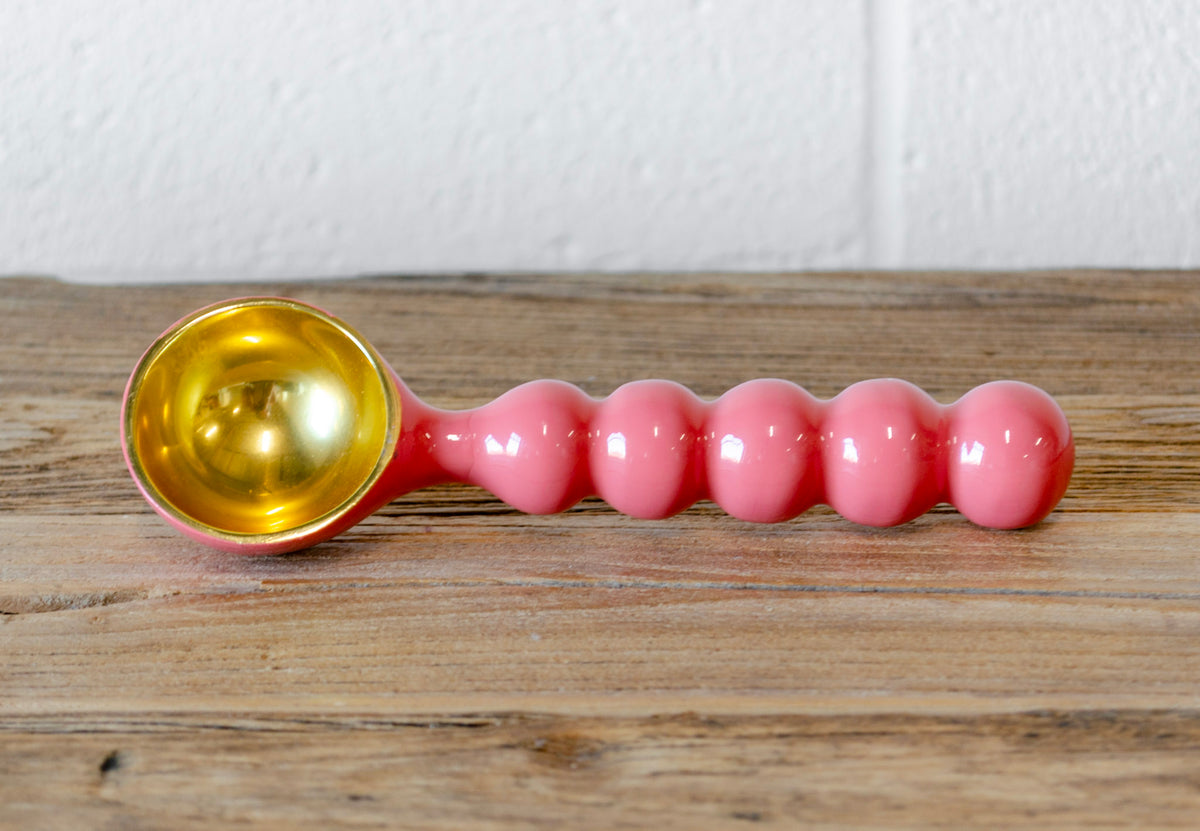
[122,298,400,554]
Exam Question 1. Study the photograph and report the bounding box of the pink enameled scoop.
[121,297,1074,554]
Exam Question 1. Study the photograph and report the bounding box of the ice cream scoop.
[122,297,1074,554]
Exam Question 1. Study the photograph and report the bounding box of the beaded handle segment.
[122,298,1074,554]
[391,376,1073,531]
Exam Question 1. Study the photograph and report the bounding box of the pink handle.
[380,377,1073,530]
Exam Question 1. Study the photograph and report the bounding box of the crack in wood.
[0,590,151,615]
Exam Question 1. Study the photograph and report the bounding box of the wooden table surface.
[2,272,1199,829]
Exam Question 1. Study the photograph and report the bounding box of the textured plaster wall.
[904,0,1200,268]
[1,1,1197,282]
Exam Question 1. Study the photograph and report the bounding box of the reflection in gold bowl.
[123,298,399,550]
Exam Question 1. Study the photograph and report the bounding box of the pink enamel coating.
[821,379,945,527]
[374,375,1072,534]
[945,380,1076,529]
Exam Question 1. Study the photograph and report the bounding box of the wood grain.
[3,272,1200,828]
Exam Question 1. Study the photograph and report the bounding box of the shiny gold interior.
[124,299,398,543]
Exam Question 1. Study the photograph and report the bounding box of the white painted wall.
[2,1,1197,283]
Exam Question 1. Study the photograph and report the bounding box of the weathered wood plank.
[5,577,1200,716]
[3,272,1200,828]
[3,711,1200,830]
